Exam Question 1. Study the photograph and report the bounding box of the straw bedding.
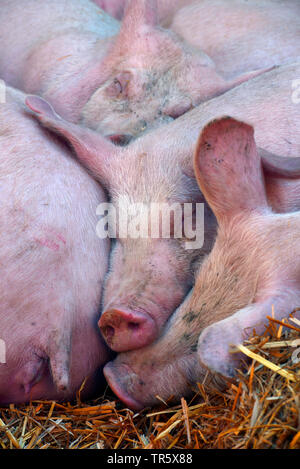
[0,313,299,450]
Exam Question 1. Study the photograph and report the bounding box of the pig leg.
[13,352,49,396]
[47,326,72,391]
[11,313,72,400]
[198,293,300,378]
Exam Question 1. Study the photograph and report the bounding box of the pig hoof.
[197,322,243,378]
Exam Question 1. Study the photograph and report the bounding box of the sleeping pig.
[103,117,300,410]
[80,0,300,140]
[0,86,111,404]
[26,63,300,355]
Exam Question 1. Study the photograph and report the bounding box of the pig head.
[103,117,300,410]
[26,62,300,354]
[81,0,300,141]
[81,0,273,140]
[26,94,217,353]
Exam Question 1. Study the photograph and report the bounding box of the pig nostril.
[128,322,140,331]
[99,307,158,351]
[107,134,133,146]
[103,325,115,340]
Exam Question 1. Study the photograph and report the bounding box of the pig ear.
[194,117,269,225]
[260,148,300,179]
[120,0,158,32]
[25,95,118,186]
[223,66,276,94]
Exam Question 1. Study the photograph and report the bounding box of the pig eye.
[106,71,132,98]
[106,79,123,98]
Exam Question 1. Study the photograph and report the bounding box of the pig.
[0,86,111,405]
[103,117,300,410]
[0,0,120,124]
[0,0,298,143]
[92,0,126,20]
[26,63,300,354]
[80,0,300,140]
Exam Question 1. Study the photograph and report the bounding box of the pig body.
[0,88,111,404]
[27,63,300,355]
[0,0,120,123]
[0,0,299,141]
[103,118,300,410]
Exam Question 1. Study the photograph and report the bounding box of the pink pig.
[93,0,195,25]
[26,63,300,354]
[103,117,300,410]
[1,0,298,142]
[0,87,111,404]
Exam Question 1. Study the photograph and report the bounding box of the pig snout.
[99,307,158,352]
[98,240,193,352]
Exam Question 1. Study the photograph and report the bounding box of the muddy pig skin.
[26,63,300,355]
[0,0,299,142]
[103,117,300,410]
[0,87,111,405]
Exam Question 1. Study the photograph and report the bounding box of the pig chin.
[104,356,200,411]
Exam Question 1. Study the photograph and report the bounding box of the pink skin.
[103,118,300,410]
[0,88,112,405]
[0,0,298,142]
[92,0,196,25]
[26,63,300,354]
[92,0,126,20]
[0,0,120,124]
[81,0,300,139]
